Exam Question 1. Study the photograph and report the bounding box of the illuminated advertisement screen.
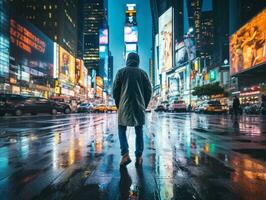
[83,66,88,88]
[159,7,173,73]
[96,76,103,88]
[99,29,108,45]
[126,43,137,51]
[124,26,138,43]
[99,45,108,58]
[59,47,75,84]
[9,17,54,85]
[175,42,188,67]
[230,9,266,75]
[125,44,137,60]
[76,59,86,87]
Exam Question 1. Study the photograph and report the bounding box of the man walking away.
[232,96,240,121]
[113,52,152,167]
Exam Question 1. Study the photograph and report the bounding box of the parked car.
[50,96,78,112]
[169,100,187,112]
[5,96,71,116]
[77,103,94,113]
[154,105,166,112]
[195,101,226,114]
[0,94,27,116]
[93,104,108,113]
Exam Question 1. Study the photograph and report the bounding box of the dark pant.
[118,125,143,158]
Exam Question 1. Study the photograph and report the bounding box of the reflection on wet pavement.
[0,113,266,199]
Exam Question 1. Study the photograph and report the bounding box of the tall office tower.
[230,0,266,34]
[173,0,184,43]
[107,52,113,93]
[200,10,214,58]
[0,0,10,91]
[213,0,229,67]
[186,0,203,56]
[82,0,105,72]
[124,4,138,60]
[9,0,78,56]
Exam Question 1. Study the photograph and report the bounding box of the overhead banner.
[159,7,173,73]
[230,9,266,75]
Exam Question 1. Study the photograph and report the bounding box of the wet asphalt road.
[0,112,266,200]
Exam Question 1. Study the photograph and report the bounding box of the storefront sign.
[240,91,260,96]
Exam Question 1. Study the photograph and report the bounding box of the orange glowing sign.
[96,76,103,88]
[9,19,46,54]
[230,10,266,75]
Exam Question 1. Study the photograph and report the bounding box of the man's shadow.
[119,166,146,200]
[119,167,132,200]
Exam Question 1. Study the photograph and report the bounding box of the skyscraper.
[124,3,138,60]
[82,0,105,73]
[0,0,10,92]
[186,0,202,55]
[230,0,266,34]
[9,0,78,56]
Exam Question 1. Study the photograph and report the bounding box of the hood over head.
[126,52,139,67]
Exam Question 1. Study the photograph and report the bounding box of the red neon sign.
[9,19,46,54]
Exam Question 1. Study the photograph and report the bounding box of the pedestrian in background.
[113,52,152,167]
[233,96,240,121]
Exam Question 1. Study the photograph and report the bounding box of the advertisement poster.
[59,47,75,84]
[99,29,108,45]
[175,42,188,67]
[9,17,54,84]
[159,7,173,73]
[124,26,138,43]
[230,9,266,75]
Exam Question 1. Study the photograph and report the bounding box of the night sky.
[108,0,152,76]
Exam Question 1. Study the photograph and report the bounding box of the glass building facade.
[0,0,10,81]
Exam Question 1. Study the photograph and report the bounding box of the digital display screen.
[59,47,75,84]
[159,7,173,73]
[175,42,188,67]
[124,26,138,43]
[230,9,266,75]
[99,29,108,45]
[9,17,54,85]
[126,43,137,51]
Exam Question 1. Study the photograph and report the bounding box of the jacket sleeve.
[143,72,152,109]
[113,71,122,108]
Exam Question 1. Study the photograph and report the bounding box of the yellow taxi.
[108,105,118,112]
[93,104,108,113]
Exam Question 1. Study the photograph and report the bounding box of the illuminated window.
[54,35,57,40]
[49,13,52,18]
[44,5,46,10]
[49,5,52,9]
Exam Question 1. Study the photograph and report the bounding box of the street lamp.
[188,27,194,34]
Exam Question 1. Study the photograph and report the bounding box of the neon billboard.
[124,26,138,43]
[99,29,108,45]
[159,7,173,73]
[230,9,266,75]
